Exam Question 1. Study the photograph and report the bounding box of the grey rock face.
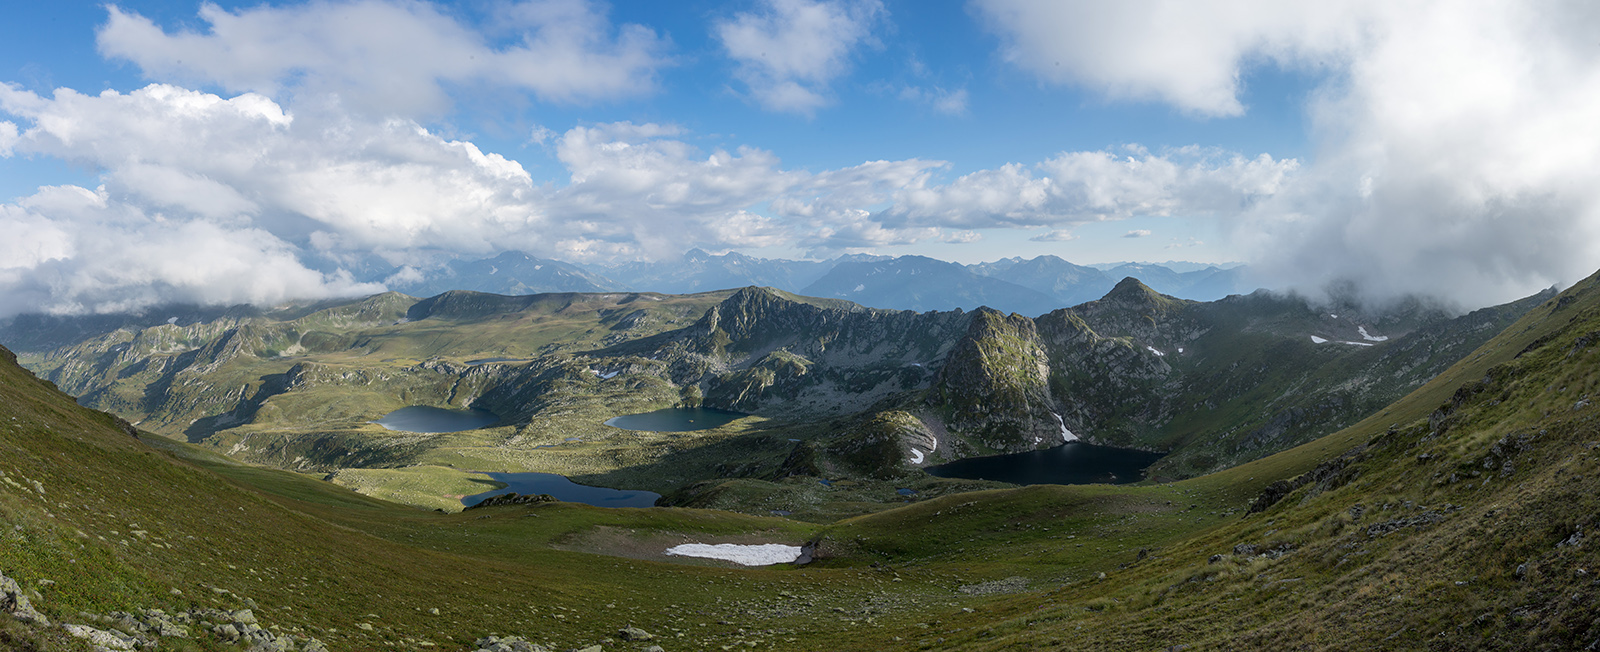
[62,624,138,651]
[0,570,50,626]
[475,635,551,652]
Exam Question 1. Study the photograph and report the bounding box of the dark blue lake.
[373,406,499,433]
[604,407,747,432]
[461,472,660,508]
[925,442,1164,485]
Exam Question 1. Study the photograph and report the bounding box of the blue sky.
[2,1,1598,315]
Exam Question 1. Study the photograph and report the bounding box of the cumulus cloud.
[972,0,1369,117]
[96,0,669,117]
[881,146,1295,228]
[0,120,16,156]
[0,185,380,317]
[0,80,1289,316]
[715,0,884,114]
[978,0,1600,307]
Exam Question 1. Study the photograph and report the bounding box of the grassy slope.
[5,272,1595,649]
[0,347,992,652]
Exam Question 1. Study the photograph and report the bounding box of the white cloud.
[978,0,1600,307]
[1123,229,1152,238]
[1029,229,1078,242]
[0,186,380,317]
[972,0,1371,117]
[715,0,884,114]
[96,0,669,117]
[528,124,556,146]
[881,146,1295,228]
[0,120,17,156]
[897,85,969,115]
[0,80,1291,315]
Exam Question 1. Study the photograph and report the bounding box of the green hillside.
[2,268,1599,649]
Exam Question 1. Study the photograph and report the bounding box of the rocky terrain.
[2,268,1599,649]
[0,279,1552,519]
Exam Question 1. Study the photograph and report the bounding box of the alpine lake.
[377,405,1161,506]
[926,441,1165,485]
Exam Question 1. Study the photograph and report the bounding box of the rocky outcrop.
[818,411,940,478]
[4,571,326,652]
[465,492,560,510]
[1,570,50,626]
[934,309,1062,452]
[474,635,551,652]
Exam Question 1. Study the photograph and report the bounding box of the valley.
[0,277,1546,518]
[5,4,1595,650]
[1,274,1595,651]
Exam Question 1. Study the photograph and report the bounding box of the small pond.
[373,406,499,433]
[604,407,747,432]
[461,472,660,508]
[925,442,1164,485]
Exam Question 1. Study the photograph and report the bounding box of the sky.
[2,0,1599,317]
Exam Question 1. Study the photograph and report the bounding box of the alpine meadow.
[3,2,1599,651]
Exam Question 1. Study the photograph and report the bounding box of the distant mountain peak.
[1102,276,1165,304]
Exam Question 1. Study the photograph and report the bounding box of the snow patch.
[1177,347,1184,353]
[1330,314,1338,319]
[909,449,924,464]
[1357,326,1389,342]
[591,369,620,379]
[664,543,803,566]
[1310,336,1328,344]
[1146,346,1165,357]
[1051,413,1079,442]
[166,317,178,325]
[1341,341,1375,347]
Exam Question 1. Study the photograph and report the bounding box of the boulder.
[63,624,138,651]
[0,570,50,626]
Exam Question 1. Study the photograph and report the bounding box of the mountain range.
[376,249,1256,315]
[1,267,1598,649]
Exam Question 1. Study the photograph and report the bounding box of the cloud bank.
[975,0,1600,306]
[0,80,1283,316]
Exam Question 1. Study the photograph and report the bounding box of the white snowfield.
[1052,412,1079,442]
[664,543,803,566]
[1357,326,1389,342]
[908,449,924,464]
[1310,335,1329,344]
[1146,346,1165,356]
